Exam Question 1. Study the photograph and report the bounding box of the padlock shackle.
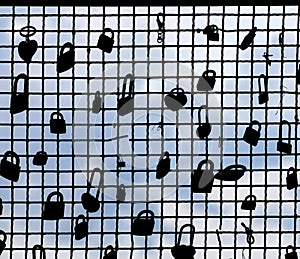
[88,167,104,198]
[202,69,216,77]
[20,25,37,38]
[50,112,64,120]
[279,120,291,142]
[119,184,125,190]
[198,105,209,125]
[0,230,6,243]
[170,87,185,94]
[249,120,261,132]
[76,214,86,225]
[258,74,268,93]
[244,194,256,201]
[32,244,46,259]
[287,167,296,176]
[156,12,164,30]
[104,245,115,255]
[121,73,134,99]
[60,42,74,56]
[136,209,154,220]
[103,28,114,39]
[95,90,101,98]
[13,73,29,94]
[3,151,20,166]
[286,245,296,253]
[47,191,64,203]
[177,223,195,246]
[197,159,214,171]
[160,151,170,160]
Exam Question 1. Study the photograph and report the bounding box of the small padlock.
[97,28,115,53]
[156,151,171,179]
[296,64,300,85]
[74,214,88,240]
[10,73,29,115]
[131,209,155,236]
[197,70,216,91]
[33,151,48,166]
[18,26,38,63]
[103,245,117,259]
[277,120,292,155]
[203,25,219,41]
[196,105,211,139]
[164,87,187,111]
[0,151,21,182]
[32,244,46,259]
[50,112,66,134]
[57,42,75,73]
[0,198,2,216]
[92,91,102,114]
[117,160,126,168]
[191,159,214,193]
[171,224,196,259]
[242,120,261,146]
[285,245,298,259]
[0,230,7,256]
[240,27,257,50]
[117,73,135,116]
[258,74,269,104]
[286,167,298,190]
[241,195,257,210]
[116,184,126,202]
[42,191,65,220]
[214,164,247,181]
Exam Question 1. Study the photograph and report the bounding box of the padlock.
[214,164,247,181]
[296,64,300,85]
[33,151,48,166]
[131,209,155,236]
[10,73,29,115]
[171,224,196,259]
[18,26,38,63]
[203,25,219,41]
[164,87,187,111]
[258,74,269,104]
[92,91,102,114]
[117,73,134,116]
[242,120,261,146]
[117,160,126,168]
[103,245,117,259]
[97,28,115,53]
[81,168,103,213]
[191,159,214,193]
[241,195,257,210]
[0,151,21,182]
[240,27,257,50]
[74,214,88,240]
[42,191,65,220]
[196,105,211,139]
[285,245,298,259]
[32,244,46,259]
[116,184,126,202]
[0,198,2,216]
[50,112,66,134]
[0,230,7,256]
[286,167,298,190]
[277,120,292,155]
[57,42,75,73]
[197,70,216,91]
[156,151,171,179]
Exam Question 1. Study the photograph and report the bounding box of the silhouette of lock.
[50,112,66,134]
[191,159,214,193]
[196,105,211,139]
[156,151,171,179]
[32,244,46,259]
[97,28,115,53]
[0,230,7,256]
[10,73,29,115]
[103,245,117,259]
[0,198,2,216]
[243,120,261,146]
[241,195,257,210]
[18,26,38,64]
[33,151,48,166]
[203,25,219,41]
[171,224,196,259]
[75,214,88,240]
[164,87,187,111]
[286,167,298,190]
[42,191,65,220]
[296,64,300,85]
[57,42,75,73]
[131,209,155,236]
[258,74,269,104]
[92,91,102,114]
[0,151,20,182]
[116,184,126,202]
[277,120,292,155]
[197,70,216,91]
[285,245,298,259]
[117,73,134,116]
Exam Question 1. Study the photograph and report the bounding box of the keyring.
[20,26,36,38]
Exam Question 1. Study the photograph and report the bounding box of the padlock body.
[243,127,260,146]
[10,92,28,114]
[171,245,195,259]
[0,240,6,255]
[50,118,66,134]
[285,251,298,259]
[57,50,75,73]
[191,169,214,193]
[164,93,187,111]
[117,161,126,167]
[92,97,101,114]
[103,250,117,259]
[33,152,48,166]
[203,75,216,89]
[196,123,211,139]
[132,218,154,236]
[277,141,292,154]
[18,39,38,63]
[116,189,126,201]
[258,92,269,104]
[75,222,88,240]
[241,200,256,210]
[42,201,64,220]
[209,33,219,41]
[81,192,100,213]
[287,173,298,190]
[97,34,114,53]
[156,157,170,179]
[117,96,134,116]
[0,159,20,182]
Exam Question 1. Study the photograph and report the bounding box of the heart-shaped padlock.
[18,26,38,64]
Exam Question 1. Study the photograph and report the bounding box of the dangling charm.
[18,26,38,64]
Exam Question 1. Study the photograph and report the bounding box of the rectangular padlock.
[277,141,292,155]
[258,92,269,104]
[50,112,66,134]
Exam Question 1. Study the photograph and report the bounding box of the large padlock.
[103,245,117,259]
[286,167,298,190]
[75,214,88,240]
[42,191,65,220]
[117,73,134,116]
[203,25,219,41]
[33,151,48,166]
[131,209,155,236]
[191,159,214,193]
[97,28,115,53]
[57,42,75,73]
[156,151,171,179]
[197,70,216,91]
[0,230,7,256]
[196,105,211,139]
[81,168,103,213]
[32,244,46,259]
[277,120,292,155]
[50,112,66,134]
[242,120,261,146]
[0,198,2,216]
[258,74,269,104]
[171,224,196,259]
[18,26,38,63]
[92,91,102,114]
[241,195,257,210]
[164,87,187,111]
[285,245,298,259]
[116,184,126,202]
[214,164,247,181]
[10,73,29,115]
[0,151,21,182]
[296,64,300,85]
